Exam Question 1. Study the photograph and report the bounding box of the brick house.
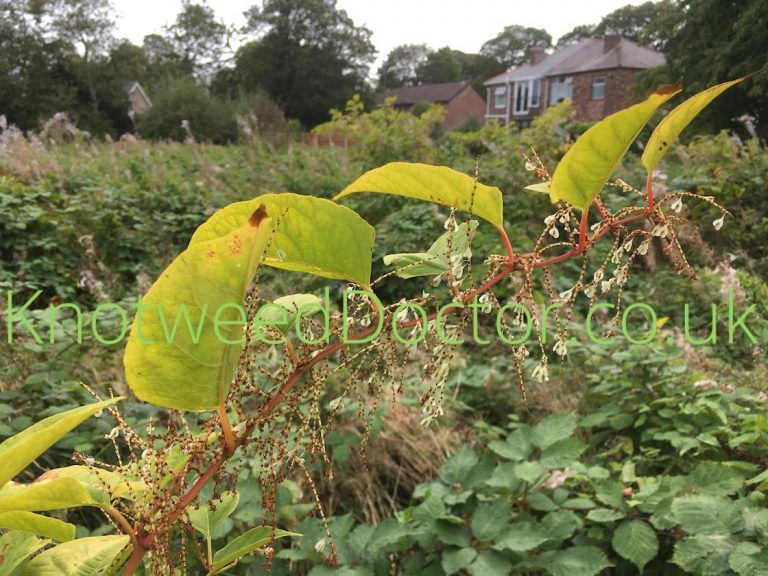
[378,81,487,130]
[122,82,152,123]
[484,36,665,126]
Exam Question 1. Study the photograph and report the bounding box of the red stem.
[121,204,653,573]
[646,173,655,211]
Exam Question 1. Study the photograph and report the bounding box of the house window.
[530,79,541,107]
[514,81,530,115]
[494,87,507,108]
[549,76,573,105]
[592,77,606,100]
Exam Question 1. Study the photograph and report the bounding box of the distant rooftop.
[485,37,665,85]
[378,81,472,106]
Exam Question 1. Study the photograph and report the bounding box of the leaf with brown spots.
[124,208,272,411]
[190,194,374,287]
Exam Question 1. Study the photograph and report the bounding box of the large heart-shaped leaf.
[124,207,272,411]
[0,399,122,490]
[642,75,750,173]
[548,85,681,211]
[334,162,504,228]
[189,193,374,287]
[21,535,131,576]
[0,531,50,576]
[0,511,75,542]
[210,526,299,574]
[0,477,105,512]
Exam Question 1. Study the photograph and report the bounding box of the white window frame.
[494,86,507,109]
[530,79,541,108]
[512,80,528,116]
[549,76,573,106]
[592,76,606,100]
[511,79,542,115]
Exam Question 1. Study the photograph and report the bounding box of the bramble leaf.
[335,162,504,228]
[0,399,122,490]
[189,193,374,286]
[548,85,681,210]
[612,520,659,571]
[124,207,272,411]
[546,546,613,576]
[643,75,751,173]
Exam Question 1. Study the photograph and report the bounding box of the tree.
[0,2,78,130]
[377,43,430,90]
[48,0,114,61]
[229,0,376,127]
[480,25,552,68]
[594,0,680,49]
[640,0,768,138]
[164,1,228,80]
[556,24,597,47]
[450,50,506,93]
[416,46,462,84]
[141,33,194,88]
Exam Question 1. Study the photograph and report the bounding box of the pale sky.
[113,0,650,68]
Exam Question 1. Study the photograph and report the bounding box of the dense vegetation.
[2,68,768,575]
[1,0,767,138]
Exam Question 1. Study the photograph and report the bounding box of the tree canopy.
[220,0,375,127]
[480,25,552,68]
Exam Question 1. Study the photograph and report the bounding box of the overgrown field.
[1,104,768,575]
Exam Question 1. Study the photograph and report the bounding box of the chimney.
[603,35,621,53]
[527,46,546,65]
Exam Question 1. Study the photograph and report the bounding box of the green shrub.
[137,78,239,144]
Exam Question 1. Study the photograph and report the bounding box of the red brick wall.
[486,84,508,117]
[445,85,487,129]
[569,68,642,121]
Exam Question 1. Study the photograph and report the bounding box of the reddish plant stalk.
[121,205,651,574]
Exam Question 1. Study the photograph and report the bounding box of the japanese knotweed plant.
[0,73,757,575]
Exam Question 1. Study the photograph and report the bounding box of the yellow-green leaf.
[189,193,374,286]
[124,207,272,411]
[0,477,104,512]
[210,526,299,574]
[35,466,148,501]
[548,85,681,211]
[0,531,50,576]
[525,182,551,195]
[383,221,478,279]
[334,162,504,229]
[643,75,750,173]
[21,535,131,576]
[0,511,75,542]
[0,399,122,490]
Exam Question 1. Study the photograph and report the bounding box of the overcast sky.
[113,0,649,68]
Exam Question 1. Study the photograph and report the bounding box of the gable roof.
[485,37,665,85]
[122,81,152,106]
[378,82,472,106]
